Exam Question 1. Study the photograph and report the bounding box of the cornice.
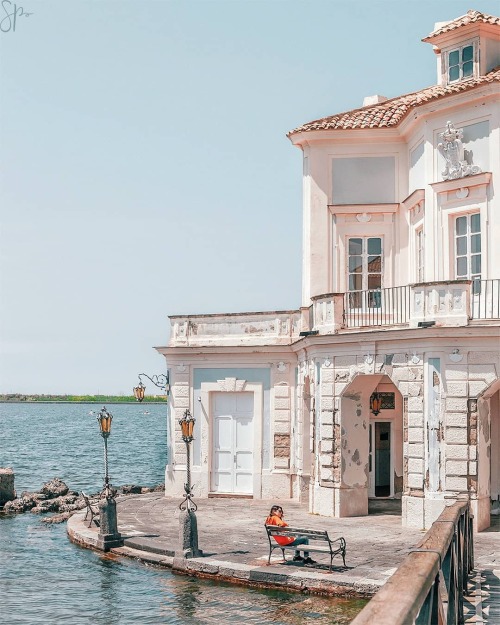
[430,171,492,195]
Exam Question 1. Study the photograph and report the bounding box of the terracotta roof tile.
[288,68,500,136]
[423,10,500,41]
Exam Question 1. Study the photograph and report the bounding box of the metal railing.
[351,500,474,625]
[471,279,500,320]
[343,285,411,328]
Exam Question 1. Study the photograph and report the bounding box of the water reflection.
[0,403,367,624]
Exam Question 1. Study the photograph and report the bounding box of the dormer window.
[448,44,474,82]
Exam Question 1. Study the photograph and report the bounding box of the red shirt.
[265,514,295,546]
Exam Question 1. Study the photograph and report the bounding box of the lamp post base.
[179,509,202,558]
[97,496,124,552]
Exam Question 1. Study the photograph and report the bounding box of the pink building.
[158,10,500,531]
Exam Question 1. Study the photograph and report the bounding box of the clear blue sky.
[1,0,498,394]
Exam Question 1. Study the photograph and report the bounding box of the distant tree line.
[0,394,168,403]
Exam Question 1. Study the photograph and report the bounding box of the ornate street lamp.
[97,406,113,498]
[95,406,123,551]
[133,373,170,402]
[178,409,197,512]
[177,408,201,558]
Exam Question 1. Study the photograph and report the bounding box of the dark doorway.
[375,422,391,497]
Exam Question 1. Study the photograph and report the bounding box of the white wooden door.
[212,392,254,494]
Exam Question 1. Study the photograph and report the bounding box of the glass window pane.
[462,46,473,62]
[368,275,381,290]
[462,61,473,77]
[367,238,381,254]
[456,216,467,235]
[449,50,459,65]
[449,66,460,82]
[349,274,362,291]
[348,238,362,255]
[471,234,481,253]
[456,236,467,256]
[471,254,481,275]
[457,257,468,276]
[471,213,480,233]
[349,256,362,272]
[368,255,381,272]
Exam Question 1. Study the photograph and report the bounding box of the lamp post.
[179,409,197,512]
[178,409,201,558]
[95,406,123,552]
[133,373,170,402]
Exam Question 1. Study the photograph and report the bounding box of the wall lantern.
[370,392,382,416]
[133,373,170,402]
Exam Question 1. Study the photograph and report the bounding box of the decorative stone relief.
[276,361,288,373]
[356,213,371,223]
[437,121,481,181]
[176,363,187,373]
[323,358,332,367]
[216,377,246,392]
[456,188,469,199]
[449,350,463,363]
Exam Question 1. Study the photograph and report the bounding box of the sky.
[1,0,498,395]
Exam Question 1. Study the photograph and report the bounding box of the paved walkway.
[67,494,500,619]
[68,494,424,596]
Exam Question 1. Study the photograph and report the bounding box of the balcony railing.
[471,279,500,320]
[343,286,411,328]
[168,281,500,347]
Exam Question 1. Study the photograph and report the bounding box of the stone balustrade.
[169,310,302,347]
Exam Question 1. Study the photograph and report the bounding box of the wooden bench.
[265,525,346,571]
[81,491,100,528]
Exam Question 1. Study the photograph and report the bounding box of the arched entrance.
[338,373,403,517]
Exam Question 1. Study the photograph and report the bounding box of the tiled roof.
[288,68,500,135]
[423,10,500,41]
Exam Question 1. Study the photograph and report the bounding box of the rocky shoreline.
[2,478,164,523]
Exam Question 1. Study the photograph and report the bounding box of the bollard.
[179,509,202,558]
[0,468,15,507]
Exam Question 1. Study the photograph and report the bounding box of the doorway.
[211,392,254,495]
[369,421,392,497]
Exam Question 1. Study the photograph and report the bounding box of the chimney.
[363,95,388,107]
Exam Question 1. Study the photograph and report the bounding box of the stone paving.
[464,516,500,624]
[67,494,425,597]
[67,494,500,619]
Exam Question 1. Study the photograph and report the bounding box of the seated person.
[265,505,316,564]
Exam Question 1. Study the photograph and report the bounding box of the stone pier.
[0,468,15,507]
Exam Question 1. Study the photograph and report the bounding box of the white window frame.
[454,212,481,285]
[443,39,477,85]
[347,236,383,293]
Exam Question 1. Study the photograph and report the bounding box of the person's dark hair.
[269,505,283,516]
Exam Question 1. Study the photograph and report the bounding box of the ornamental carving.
[216,377,246,392]
[437,121,481,181]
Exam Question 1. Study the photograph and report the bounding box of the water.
[0,403,367,624]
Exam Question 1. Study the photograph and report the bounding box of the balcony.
[169,310,301,347]
[168,280,500,348]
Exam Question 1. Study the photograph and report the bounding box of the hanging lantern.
[133,381,146,402]
[370,392,382,416]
